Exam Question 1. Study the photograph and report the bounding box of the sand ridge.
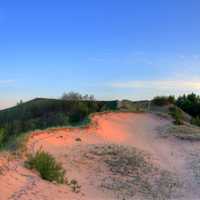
[1,112,200,199]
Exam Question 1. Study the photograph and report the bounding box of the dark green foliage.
[152,94,200,125]
[0,128,7,147]
[0,98,118,146]
[169,106,183,125]
[25,150,65,183]
[2,132,28,151]
[176,93,200,118]
[152,96,175,106]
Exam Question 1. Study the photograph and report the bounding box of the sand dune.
[1,112,200,200]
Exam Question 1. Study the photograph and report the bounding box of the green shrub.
[174,114,183,125]
[169,107,183,125]
[25,150,65,184]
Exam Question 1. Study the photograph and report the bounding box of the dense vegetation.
[0,98,118,148]
[152,96,175,106]
[176,93,200,117]
[175,93,200,126]
[152,93,200,126]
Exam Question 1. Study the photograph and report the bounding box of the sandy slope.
[1,112,200,200]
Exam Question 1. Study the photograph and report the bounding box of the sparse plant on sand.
[67,179,81,193]
[25,150,65,184]
[75,138,82,142]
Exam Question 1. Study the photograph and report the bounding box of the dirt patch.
[68,144,182,200]
[190,154,200,185]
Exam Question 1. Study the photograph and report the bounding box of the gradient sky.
[1,0,200,109]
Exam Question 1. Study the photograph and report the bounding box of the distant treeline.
[0,98,118,146]
[151,96,175,106]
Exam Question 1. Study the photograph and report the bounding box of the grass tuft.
[25,150,65,184]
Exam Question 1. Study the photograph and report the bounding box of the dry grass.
[154,111,172,120]
[118,100,149,112]
[190,155,200,185]
[87,144,181,199]
[159,124,200,140]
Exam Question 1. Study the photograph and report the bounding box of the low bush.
[25,150,65,184]
[169,106,183,125]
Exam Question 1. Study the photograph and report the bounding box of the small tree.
[61,91,95,101]
[17,100,23,106]
[62,91,82,101]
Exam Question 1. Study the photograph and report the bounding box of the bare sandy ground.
[1,112,200,200]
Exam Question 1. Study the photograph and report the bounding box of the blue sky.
[1,0,200,108]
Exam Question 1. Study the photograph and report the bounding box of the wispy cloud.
[110,80,200,91]
[0,79,15,84]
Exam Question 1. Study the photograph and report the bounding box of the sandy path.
[1,112,200,200]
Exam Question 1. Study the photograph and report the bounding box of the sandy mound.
[1,112,200,199]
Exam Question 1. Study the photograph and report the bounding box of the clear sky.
[1,0,200,109]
